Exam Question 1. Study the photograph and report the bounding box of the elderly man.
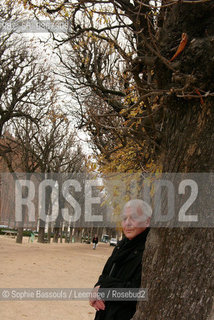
[89,199,152,320]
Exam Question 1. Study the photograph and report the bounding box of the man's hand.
[89,285,105,311]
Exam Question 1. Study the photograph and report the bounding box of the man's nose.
[124,217,132,226]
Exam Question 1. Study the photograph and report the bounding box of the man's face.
[121,206,149,240]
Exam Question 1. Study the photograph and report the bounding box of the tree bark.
[64,225,69,243]
[53,227,60,243]
[133,101,214,319]
[16,226,23,244]
[38,223,45,243]
[132,82,214,320]
[133,228,214,320]
[133,2,214,318]
[47,224,52,243]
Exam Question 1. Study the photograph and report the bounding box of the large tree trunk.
[134,106,214,318]
[134,228,214,320]
[134,2,214,319]
[134,101,214,319]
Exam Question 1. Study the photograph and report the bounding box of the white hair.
[123,199,152,221]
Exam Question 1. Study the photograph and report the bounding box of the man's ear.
[145,217,151,227]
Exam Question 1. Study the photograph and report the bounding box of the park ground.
[0,236,113,320]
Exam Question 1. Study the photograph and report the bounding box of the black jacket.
[94,228,150,320]
[93,237,99,244]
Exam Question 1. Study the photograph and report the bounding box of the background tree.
[2,107,86,243]
[0,0,58,156]
[0,0,86,243]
